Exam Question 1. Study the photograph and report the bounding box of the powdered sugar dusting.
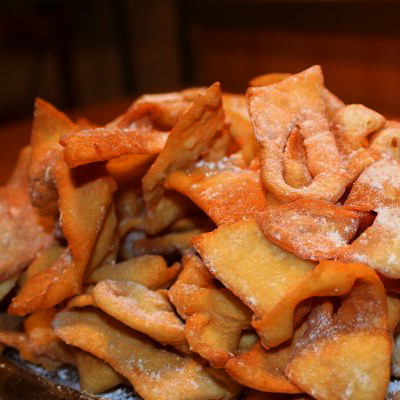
[387,380,400,399]
[195,156,233,170]
[376,207,400,233]
[326,230,346,248]
[340,207,400,276]
[101,386,139,399]
[358,160,400,191]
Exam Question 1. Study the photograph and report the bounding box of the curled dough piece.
[331,104,385,154]
[369,121,400,160]
[247,65,352,203]
[253,261,386,349]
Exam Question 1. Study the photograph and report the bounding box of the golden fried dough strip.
[0,147,53,281]
[344,159,400,211]
[0,313,37,364]
[165,163,269,226]
[132,228,205,257]
[169,251,218,318]
[339,208,400,278]
[85,203,117,277]
[331,104,385,154]
[92,280,189,353]
[225,324,306,394]
[0,275,18,302]
[66,293,95,310]
[257,199,363,261]
[73,348,124,394]
[9,250,75,316]
[53,308,241,400]
[386,292,400,334]
[60,129,168,168]
[286,295,391,400]
[20,244,64,286]
[29,98,79,217]
[89,255,181,290]
[24,308,74,366]
[169,252,252,367]
[142,82,225,234]
[9,165,116,316]
[222,93,259,163]
[108,88,205,130]
[369,121,400,160]
[193,220,313,331]
[55,164,117,292]
[253,261,386,348]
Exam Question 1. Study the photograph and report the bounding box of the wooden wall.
[176,1,400,117]
[1,1,400,120]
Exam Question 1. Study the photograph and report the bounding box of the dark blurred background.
[1,0,400,180]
